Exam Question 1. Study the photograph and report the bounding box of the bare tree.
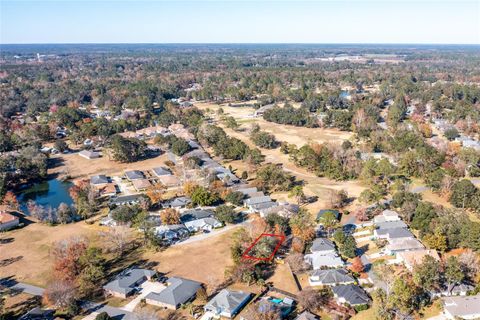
[243,302,280,320]
[328,189,348,209]
[297,288,328,312]
[99,226,132,255]
[43,280,77,309]
[459,249,480,280]
[286,253,308,273]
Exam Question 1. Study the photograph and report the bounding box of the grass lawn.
[105,296,131,308]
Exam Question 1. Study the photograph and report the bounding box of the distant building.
[79,150,100,159]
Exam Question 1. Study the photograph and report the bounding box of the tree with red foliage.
[52,237,88,282]
[2,191,19,210]
[350,256,365,273]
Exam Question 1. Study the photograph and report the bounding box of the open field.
[0,222,102,287]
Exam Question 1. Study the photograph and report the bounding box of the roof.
[251,201,278,211]
[310,238,336,253]
[110,194,144,204]
[90,174,109,185]
[162,196,191,208]
[310,269,354,285]
[181,209,214,222]
[79,150,99,158]
[0,212,19,224]
[398,249,440,267]
[386,238,424,252]
[236,187,258,196]
[158,175,181,187]
[305,253,344,269]
[103,268,155,294]
[132,179,152,190]
[125,170,145,180]
[204,289,251,315]
[244,196,271,206]
[295,311,318,320]
[145,277,201,307]
[152,167,172,176]
[375,227,414,239]
[376,220,408,230]
[443,294,480,317]
[185,217,222,229]
[332,285,370,305]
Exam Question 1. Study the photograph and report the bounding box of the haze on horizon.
[1,0,479,45]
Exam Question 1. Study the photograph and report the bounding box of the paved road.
[0,281,45,296]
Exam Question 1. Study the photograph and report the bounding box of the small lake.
[340,91,351,99]
[18,178,74,214]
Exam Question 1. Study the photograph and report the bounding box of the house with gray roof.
[145,277,202,310]
[309,268,355,287]
[374,227,414,241]
[443,294,480,319]
[294,311,318,320]
[154,224,189,242]
[304,252,344,270]
[332,284,370,306]
[125,170,145,181]
[103,268,156,298]
[236,187,258,197]
[110,194,144,206]
[184,217,223,232]
[375,220,408,230]
[180,209,214,222]
[204,289,251,318]
[162,196,191,209]
[90,174,109,186]
[152,167,172,177]
[310,238,336,255]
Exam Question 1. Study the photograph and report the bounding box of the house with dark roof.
[310,238,336,255]
[180,209,214,223]
[90,174,109,186]
[110,194,144,206]
[103,268,156,298]
[375,220,408,230]
[145,277,202,309]
[332,284,370,306]
[152,167,172,177]
[161,196,191,209]
[154,224,190,242]
[125,170,145,181]
[309,268,355,287]
[294,311,318,320]
[19,307,55,320]
[204,289,251,318]
[374,227,414,241]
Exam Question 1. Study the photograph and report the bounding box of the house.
[184,217,223,232]
[103,268,156,298]
[0,210,19,231]
[294,311,318,320]
[152,167,172,177]
[236,187,258,197]
[79,150,100,159]
[397,249,440,271]
[374,227,414,241]
[90,174,109,186]
[432,283,475,298]
[373,209,401,224]
[204,289,251,318]
[309,268,355,287]
[110,194,144,206]
[145,277,202,309]
[158,175,181,188]
[132,179,152,191]
[304,252,344,270]
[244,195,272,211]
[375,220,408,230]
[259,203,299,219]
[253,104,275,117]
[244,296,294,319]
[316,209,340,222]
[96,183,118,198]
[19,307,55,320]
[310,238,336,255]
[442,294,480,319]
[154,224,190,242]
[180,209,214,222]
[332,284,370,306]
[250,201,278,213]
[162,196,191,209]
[217,172,240,185]
[125,170,145,181]
[385,238,424,255]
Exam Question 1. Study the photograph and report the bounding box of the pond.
[18,178,74,214]
[340,90,351,99]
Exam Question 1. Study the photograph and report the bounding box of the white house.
[304,252,344,270]
[443,295,480,319]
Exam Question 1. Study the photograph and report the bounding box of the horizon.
[1,1,479,45]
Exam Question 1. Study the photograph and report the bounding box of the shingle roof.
[204,289,251,315]
[376,227,414,239]
[180,209,214,222]
[152,167,172,176]
[145,277,201,307]
[294,311,318,320]
[125,170,145,180]
[103,268,155,295]
[310,238,336,253]
[310,269,354,285]
[443,294,480,317]
[244,196,271,206]
[90,174,109,185]
[332,285,370,305]
[376,220,408,230]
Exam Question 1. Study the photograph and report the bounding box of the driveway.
[121,281,165,312]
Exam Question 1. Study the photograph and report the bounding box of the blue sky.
[1,1,479,44]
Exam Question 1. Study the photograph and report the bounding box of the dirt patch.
[268,263,299,294]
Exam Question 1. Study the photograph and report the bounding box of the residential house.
[373,210,401,224]
[152,167,172,177]
[259,202,299,218]
[158,175,181,188]
[309,238,336,255]
[397,249,440,271]
[162,196,191,209]
[154,224,190,242]
[103,268,156,298]
[443,294,480,319]
[180,209,214,223]
[235,187,258,197]
[384,238,424,255]
[294,311,318,320]
[90,174,109,186]
[217,172,240,186]
[243,297,294,319]
[309,268,355,287]
[132,179,152,192]
[184,217,223,232]
[125,170,145,181]
[375,220,408,230]
[374,227,414,241]
[432,283,475,298]
[79,150,100,160]
[145,277,202,309]
[19,307,55,320]
[204,289,251,318]
[0,210,19,231]
[304,252,344,270]
[244,195,272,212]
[110,194,144,206]
[253,104,275,117]
[96,183,118,198]
[332,284,370,306]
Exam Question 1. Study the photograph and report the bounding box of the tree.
[387,277,419,318]
[78,246,105,297]
[350,256,364,273]
[329,189,348,208]
[450,179,478,210]
[191,186,218,206]
[54,139,68,152]
[340,235,357,258]
[319,211,338,234]
[215,205,239,223]
[161,208,181,225]
[241,171,248,180]
[289,209,315,242]
[286,253,308,273]
[52,237,88,282]
[111,206,137,225]
[296,288,328,312]
[445,256,465,292]
[444,128,459,140]
[288,185,305,205]
[225,191,244,206]
[423,232,447,252]
[412,255,440,292]
[107,135,146,163]
[95,312,113,320]
[2,191,19,210]
[99,226,132,256]
[43,280,77,311]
